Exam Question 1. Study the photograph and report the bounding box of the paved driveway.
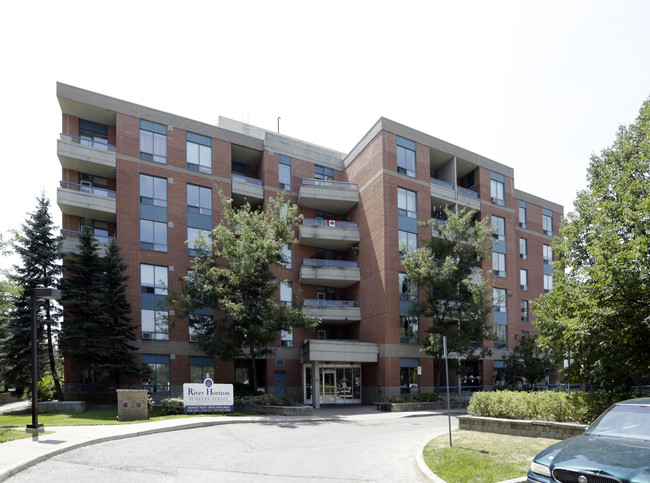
[7,407,457,482]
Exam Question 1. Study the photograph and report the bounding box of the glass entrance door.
[322,370,336,403]
[304,364,362,405]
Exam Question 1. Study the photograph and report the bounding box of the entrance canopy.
[301,339,378,364]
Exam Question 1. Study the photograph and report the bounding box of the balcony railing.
[457,186,478,198]
[60,181,116,198]
[62,229,115,245]
[60,133,116,152]
[231,173,262,186]
[301,178,357,190]
[303,299,360,308]
[302,259,359,269]
[430,177,454,190]
[302,218,358,229]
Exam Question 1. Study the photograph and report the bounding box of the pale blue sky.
[1,0,649,270]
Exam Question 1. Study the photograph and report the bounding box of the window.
[142,354,170,392]
[80,219,109,243]
[493,288,507,313]
[79,173,110,196]
[190,356,215,383]
[492,252,506,277]
[281,329,293,348]
[187,227,212,256]
[280,281,294,347]
[315,247,338,260]
[521,300,530,322]
[281,245,292,269]
[399,230,417,256]
[519,201,527,229]
[187,132,212,174]
[315,165,334,181]
[543,210,554,236]
[399,273,416,301]
[494,325,507,348]
[396,136,416,178]
[491,216,505,242]
[519,238,528,260]
[520,269,528,291]
[491,172,505,206]
[141,265,168,295]
[279,154,291,190]
[140,219,167,252]
[494,360,506,385]
[543,244,553,265]
[397,187,417,218]
[189,314,212,342]
[140,174,167,207]
[544,274,553,293]
[139,119,167,163]
[79,119,109,148]
[400,316,418,344]
[317,286,336,300]
[232,161,247,177]
[187,184,212,216]
[141,309,169,340]
[400,358,419,394]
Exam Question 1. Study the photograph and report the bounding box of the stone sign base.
[117,389,148,422]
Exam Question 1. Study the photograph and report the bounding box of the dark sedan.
[528,397,650,483]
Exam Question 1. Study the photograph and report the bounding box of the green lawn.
[423,430,560,483]
[0,429,34,443]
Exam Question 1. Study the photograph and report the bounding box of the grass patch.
[0,407,243,430]
[0,429,34,443]
[423,430,559,483]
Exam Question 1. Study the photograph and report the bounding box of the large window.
[140,174,167,207]
[491,172,505,206]
[520,269,528,291]
[398,230,417,257]
[79,119,109,148]
[519,238,528,260]
[190,356,215,383]
[493,288,507,313]
[400,358,419,394]
[187,132,212,174]
[494,325,507,348]
[315,165,334,181]
[518,201,527,229]
[281,245,292,269]
[397,136,416,178]
[139,119,167,164]
[142,354,170,392]
[187,227,212,256]
[492,216,505,242]
[80,219,109,243]
[141,309,169,340]
[543,210,554,236]
[140,219,167,252]
[544,274,553,293]
[400,316,418,344]
[492,252,506,277]
[279,155,291,191]
[521,300,530,322]
[79,173,110,196]
[399,273,416,301]
[187,184,212,216]
[141,264,168,295]
[543,244,553,265]
[397,187,417,219]
[280,282,293,347]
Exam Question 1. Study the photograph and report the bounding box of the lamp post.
[26,287,61,434]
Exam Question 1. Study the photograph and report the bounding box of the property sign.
[183,378,234,413]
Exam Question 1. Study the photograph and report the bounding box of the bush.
[161,397,185,415]
[234,394,297,406]
[25,375,55,402]
[567,390,635,424]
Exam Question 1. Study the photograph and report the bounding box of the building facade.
[56,83,563,404]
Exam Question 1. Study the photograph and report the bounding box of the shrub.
[568,391,635,424]
[161,397,185,415]
[26,375,55,402]
[234,394,297,406]
[417,392,440,402]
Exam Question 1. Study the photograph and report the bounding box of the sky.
[1,0,649,269]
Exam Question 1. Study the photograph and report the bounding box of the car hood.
[535,435,650,482]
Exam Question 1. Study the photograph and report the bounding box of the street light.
[26,287,61,434]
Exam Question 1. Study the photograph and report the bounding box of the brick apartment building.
[56,82,562,405]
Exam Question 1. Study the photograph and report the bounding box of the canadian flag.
[327,220,337,227]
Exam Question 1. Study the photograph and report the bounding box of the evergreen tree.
[0,234,22,392]
[0,196,64,399]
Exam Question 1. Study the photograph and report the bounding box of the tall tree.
[181,192,318,390]
[61,230,137,391]
[0,234,22,392]
[503,334,553,388]
[533,97,650,392]
[402,207,494,391]
[0,196,64,399]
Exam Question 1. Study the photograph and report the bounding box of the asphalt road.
[7,409,457,482]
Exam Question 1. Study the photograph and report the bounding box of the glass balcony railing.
[231,173,262,186]
[430,178,479,199]
[430,177,454,190]
[457,186,478,198]
[60,133,116,152]
[302,218,358,229]
[303,299,360,308]
[302,259,359,268]
[62,229,115,245]
[301,178,357,190]
[60,181,116,198]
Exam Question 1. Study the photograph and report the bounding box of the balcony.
[298,179,359,214]
[299,218,359,250]
[61,229,115,257]
[57,134,116,178]
[430,178,480,211]
[231,173,263,206]
[299,259,360,288]
[57,181,116,222]
[302,299,361,324]
[301,339,378,364]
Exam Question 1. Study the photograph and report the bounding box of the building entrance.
[304,364,361,405]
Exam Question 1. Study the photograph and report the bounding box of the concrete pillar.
[312,361,320,409]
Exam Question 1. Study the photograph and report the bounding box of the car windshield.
[586,404,650,440]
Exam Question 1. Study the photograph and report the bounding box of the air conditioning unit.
[520,254,527,259]
[491,197,499,203]
[142,332,152,340]
[189,334,198,343]
[521,285,528,291]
